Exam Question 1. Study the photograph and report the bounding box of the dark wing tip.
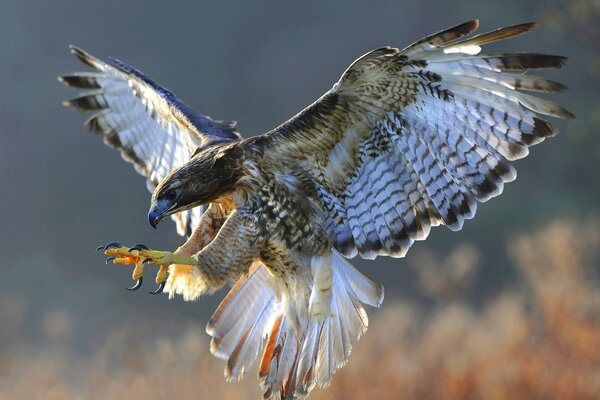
[462,19,480,32]
[544,80,568,93]
[498,22,538,37]
[436,19,481,39]
[456,21,539,48]
[537,54,568,68]
[402,20,480,53]
[513,21,538,31]
[441,20,480,37]
[493,53,568,71]
[561,108,576,119]
[69,45,89,61]
[501,21,538,37]
[532,118,559,139]
[57,73,102,89]
[62,93,105,112]
[68,45,103,70]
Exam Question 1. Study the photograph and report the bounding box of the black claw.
[149,281,165,295]
[129,244,149,252]
[126,277,143,291]
[105,256,117,264]
[142,258,152,264]
[104,242,122,251]
[95,245,104,252]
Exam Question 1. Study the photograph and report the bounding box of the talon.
[129,244,149,252]
[105,256,117,264]
[96,245,104,252]
[126,277,143,291]
[104,242,122,251]
[149,282,165,295]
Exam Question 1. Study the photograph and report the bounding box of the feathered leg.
[308,254,334,319]
[165,208,265,301]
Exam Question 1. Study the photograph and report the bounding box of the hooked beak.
[148,199,175,228]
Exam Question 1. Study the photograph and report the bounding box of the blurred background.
[0,1,598,399]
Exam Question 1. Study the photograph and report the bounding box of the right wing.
[60,46,241,236]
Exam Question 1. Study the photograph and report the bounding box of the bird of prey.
[60,20,572,399]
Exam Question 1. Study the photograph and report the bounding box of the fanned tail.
[258,251,383,399]
[206,251,383,399]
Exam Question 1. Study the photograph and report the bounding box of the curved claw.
[142,258,152,264]
[126,277,143,291]
[96,245,104,252]
[105,256,117,264]
[149,281,165,295]
[129,244,149,253]
[104,242,122,251]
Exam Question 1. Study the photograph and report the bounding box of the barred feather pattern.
[61,20,572,400]
[206,252,383,400]
[258,20,572,261]
[60,47,240,236]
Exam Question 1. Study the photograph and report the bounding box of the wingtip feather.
[463,19,480,32]
[447,21,539,49]
[68,45,103,70]
[400,20,481,56]
[562,108,576,119]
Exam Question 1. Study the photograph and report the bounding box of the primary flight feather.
[60,20,572,399]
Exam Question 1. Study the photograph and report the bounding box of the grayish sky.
[0,1,596,352]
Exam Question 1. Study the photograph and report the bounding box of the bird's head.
[147,143,243,228]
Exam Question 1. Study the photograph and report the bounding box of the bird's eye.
[164,189,177,200]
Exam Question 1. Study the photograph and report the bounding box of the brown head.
[148,142,243,228]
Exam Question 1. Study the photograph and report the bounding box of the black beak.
[148,201,171,228]
[148,211,161,228]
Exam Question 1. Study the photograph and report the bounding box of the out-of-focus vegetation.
[1,217,598,400]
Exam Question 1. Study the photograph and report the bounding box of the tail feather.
[207,250,383,399]
[206,262,277,381]
[293,322,321,395]
[225,298,274,381]
[259,250,383,399]
[259,315,299,399]
[336,252,384,308]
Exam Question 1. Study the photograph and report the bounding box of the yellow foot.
[97,242,196,294]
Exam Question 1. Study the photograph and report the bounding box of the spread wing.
[60,47,241,236]
[255,20,573,259]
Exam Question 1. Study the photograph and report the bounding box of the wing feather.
[254,21,572,260]
[60,46,241,235]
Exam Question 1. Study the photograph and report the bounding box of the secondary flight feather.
[60,20,572,399]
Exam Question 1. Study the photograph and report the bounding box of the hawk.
[60,20,572,399]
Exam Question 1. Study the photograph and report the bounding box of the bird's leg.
[98,242,196,293]
[308,254,334,319]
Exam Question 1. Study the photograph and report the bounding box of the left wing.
[252,20,573,260]
[60,47,241,236]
